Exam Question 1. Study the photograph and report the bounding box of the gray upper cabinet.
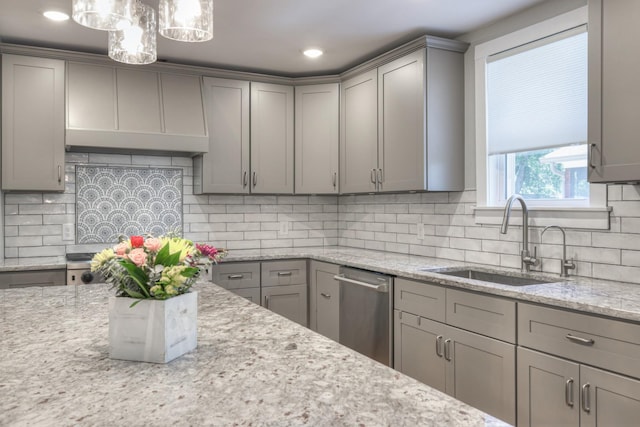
[340,38,466,194]
[194,77,250,194]
[250,82,294,194]
[588,0,640,183]
[295,83,340,194]
[340,69,378,193]
[66,61,208,154]
[2,54,65,191]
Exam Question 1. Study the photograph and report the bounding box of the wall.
[3,152,338,262]
[337,188,640,285]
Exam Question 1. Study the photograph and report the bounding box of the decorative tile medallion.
[76,166,183,243]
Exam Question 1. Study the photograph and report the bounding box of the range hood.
[66,62,209,157]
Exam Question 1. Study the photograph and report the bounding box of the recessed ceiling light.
[303,49,323,59]
[43,10,70,21]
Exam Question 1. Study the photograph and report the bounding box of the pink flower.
[143,237,162,252]
[114,242,129,257]
[127,248,147,267]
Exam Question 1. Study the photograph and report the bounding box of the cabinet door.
[581,365,640,427]
[447,326,516,425]
[230,287,261,305]
[262,284,308,327]
[2,54,65,191]
[517,347,580,427]
[588,0,640,183]
[295,83,339,194]
[250,82,294,194]
[393,311,447,393]
[340,69,378,193]
[196,77,250,194]
[309,261,339,341]
[116,68,162,133]
[67,62,117,130]
[377,49,425,192]
[160,73,206,136]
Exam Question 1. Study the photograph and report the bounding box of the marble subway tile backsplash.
[3,151,640,286]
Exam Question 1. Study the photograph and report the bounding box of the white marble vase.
[108,291,198,363]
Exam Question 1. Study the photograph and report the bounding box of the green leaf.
[154,243,171,265]
[181,267,200,278]
[122,288,145,299]
[119,261,151,298]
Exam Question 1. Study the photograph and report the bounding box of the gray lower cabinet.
[393,277,516,424]
[394,310,515,424]
[309,261,340,341]
[261,260,308,327]
[211,261,261,303]
[518,347,640,427]
[2,54,65,191]
[0,270,66,289]
[588,0,640,183]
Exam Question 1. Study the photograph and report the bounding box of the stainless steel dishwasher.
[334,266,393,366]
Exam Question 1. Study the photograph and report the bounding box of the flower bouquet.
[91,234,227,303]
[92,234,227,363]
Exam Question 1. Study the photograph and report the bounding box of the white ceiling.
[0,0,548,77]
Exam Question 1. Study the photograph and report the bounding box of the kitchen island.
[0,282,507,426]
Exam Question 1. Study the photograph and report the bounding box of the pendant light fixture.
[159,0,214,42]
[72,0,135,31]
[71,0,214,65]
[108,1,156,65]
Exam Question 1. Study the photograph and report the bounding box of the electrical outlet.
[62,223,75,242]
[417,223,425,240]
[279,221,289,235]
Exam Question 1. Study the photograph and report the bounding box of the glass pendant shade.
[108,2,157,65]
[159,0,214,42]
[72,0,135,31]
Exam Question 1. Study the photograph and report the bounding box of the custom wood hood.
[65,61,209,156]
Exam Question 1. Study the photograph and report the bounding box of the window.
[486,28,588,208]
[474,6,609,229]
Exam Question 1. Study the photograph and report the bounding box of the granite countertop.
[4,246,640,322]
[218,246,640,323]
[0,283,507,427]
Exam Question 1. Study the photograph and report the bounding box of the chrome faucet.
[501,194,539,272]
[541,225,576,278]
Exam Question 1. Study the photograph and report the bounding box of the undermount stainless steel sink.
[435,269,554,286]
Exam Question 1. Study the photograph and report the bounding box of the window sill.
[473,206,612,230]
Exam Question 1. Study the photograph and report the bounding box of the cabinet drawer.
[446,289,516,343]
[0,270,66,289]
[211,262,260,289]
[261,260,307,287]
[518,303,640,379]
[394,278,445,322]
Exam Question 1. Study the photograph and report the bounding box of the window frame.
[473,5,610,230]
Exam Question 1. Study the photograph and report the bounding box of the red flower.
[130,235,144,248]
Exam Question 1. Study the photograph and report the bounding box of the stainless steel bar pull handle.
[243,171,248,187]
[253,172,257,187]
[58,165,62,184]
[566,334,595,346]
[435,335,444,358]
[228,274,244,279]
[444,339,452,361]
[589,143,597,169]
[264,295,270,309]
[581,383,591,413]
[370,169,376,184]
[333,274,389,293]
[277,271,292,277]
[565,378,574,407]
[320,292,331,299]
[333,172,337,188]
[377,168,383,184]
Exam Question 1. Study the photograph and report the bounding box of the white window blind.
[486,26,587,155]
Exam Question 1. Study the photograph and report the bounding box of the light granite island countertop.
[0,283,508,427]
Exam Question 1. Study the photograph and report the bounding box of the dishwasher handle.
[333,274,389,293]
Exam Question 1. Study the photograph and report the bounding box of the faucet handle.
[561,257,576,277]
